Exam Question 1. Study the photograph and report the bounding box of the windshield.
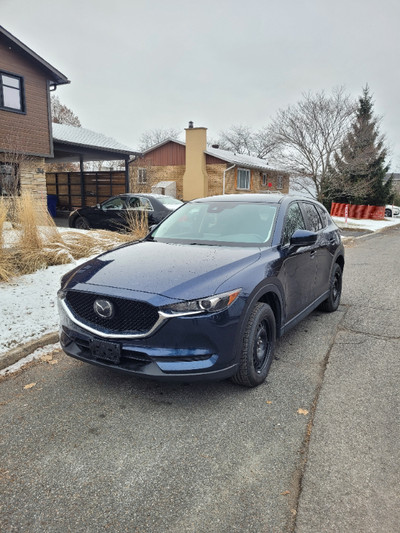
[151,201,278,245]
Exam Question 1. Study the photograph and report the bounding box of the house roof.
[52,123,137,156]
[205,146,280,172]
[0,25,70,86]
[141,138,185,154]
[142,138,283,172]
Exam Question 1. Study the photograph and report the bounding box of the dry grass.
[61,230,122,258]
[11,193,72,274]
[114,209,149,241]
[0,193,143,283]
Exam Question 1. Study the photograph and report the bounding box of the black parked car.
[59,194,344,387]
[68,193,183,230]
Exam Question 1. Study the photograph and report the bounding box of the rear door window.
[102,197,125,210]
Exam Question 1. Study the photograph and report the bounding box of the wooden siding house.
[130,123,289,201]
[0,25,69,203]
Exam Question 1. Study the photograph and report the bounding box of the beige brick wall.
[254,170,290,194]
[129,161,290,200]
[1,155,47,204]
[130,165,186,199]
[207,164,233,196]
[20,158,47,208]
[207,165,290,196]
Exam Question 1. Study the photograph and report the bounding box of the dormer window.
[0,71,25,112]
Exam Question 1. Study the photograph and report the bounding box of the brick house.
[130,123,289,200]
[0,25,69,203]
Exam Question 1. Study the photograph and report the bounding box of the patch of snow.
[0,259,87,356]
[332,216,400,231]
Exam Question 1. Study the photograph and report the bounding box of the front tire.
[385,208,392,217]
[319,263,342,312]
[232,303,276,387]
[74,216,90,230]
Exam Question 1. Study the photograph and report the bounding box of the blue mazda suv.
[58,194,344,387]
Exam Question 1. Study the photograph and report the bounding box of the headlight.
[160,289,242,317]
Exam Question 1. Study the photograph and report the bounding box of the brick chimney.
[182,122,209,200]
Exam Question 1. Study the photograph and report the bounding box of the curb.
[0,332,59,371]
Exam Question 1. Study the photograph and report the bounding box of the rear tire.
[319,263,342,312]
[385,208,392,217]
[231,303,276,387]
[74,216,90,230]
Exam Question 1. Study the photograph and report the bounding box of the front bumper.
[58,302,242,382]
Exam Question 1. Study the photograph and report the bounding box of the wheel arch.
[257,291,282,338]
[335,254,344,271]
[238,282,284,341]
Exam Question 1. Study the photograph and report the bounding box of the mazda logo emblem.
[93,299,114,319]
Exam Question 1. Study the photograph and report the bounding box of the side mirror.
[290,229,318,247]
[96,204,101,209]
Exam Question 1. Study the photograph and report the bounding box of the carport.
[45,123,140,210]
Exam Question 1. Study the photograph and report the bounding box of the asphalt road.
[1,227,399,533]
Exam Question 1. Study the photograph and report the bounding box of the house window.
[0,71,24,112]
[138,168,147,184]
[237,168,250,190]
[261,173,267,186]
[0,162,20,196]
[276,176,283,189]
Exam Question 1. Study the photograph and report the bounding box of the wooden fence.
[46,171,127,211]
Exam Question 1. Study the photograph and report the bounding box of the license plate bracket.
[90,339,121,364]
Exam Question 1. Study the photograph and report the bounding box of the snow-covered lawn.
[0,259,85,356]
[333,216,400,232]
[1,216,400,371]
[0,226,124,359]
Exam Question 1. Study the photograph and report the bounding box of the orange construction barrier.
[330,203,385,220]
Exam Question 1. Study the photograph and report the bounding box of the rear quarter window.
[316,205,330,228]
[301,202,323,232]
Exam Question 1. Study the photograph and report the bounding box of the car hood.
[65,241,261,301]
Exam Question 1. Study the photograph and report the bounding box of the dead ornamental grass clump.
[13,193,72,274]
[119,209,149,240]
[0,193,147,283]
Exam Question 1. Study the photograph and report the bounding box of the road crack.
[287,305,349,532]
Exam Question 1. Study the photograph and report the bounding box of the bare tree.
[83,160,125,172]
[139,128,181,151]
[47,95,82,173]
[214,125,275,159]
[267,87,355,203]
[51,95,81,127]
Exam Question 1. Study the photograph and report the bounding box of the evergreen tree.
[327,86,392,206]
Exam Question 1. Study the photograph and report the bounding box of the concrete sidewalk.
[296,226,400,532]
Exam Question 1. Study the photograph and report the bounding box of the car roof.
[192,194,327,208]
[122,193,179,200]
[193,193,286,204]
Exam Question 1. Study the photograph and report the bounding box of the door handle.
[310,250,316,258]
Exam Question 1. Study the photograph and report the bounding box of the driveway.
[1,226,399,532]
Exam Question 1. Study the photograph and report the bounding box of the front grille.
[65,291,159,334]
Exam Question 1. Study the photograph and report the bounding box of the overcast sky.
[2,0,400,169]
